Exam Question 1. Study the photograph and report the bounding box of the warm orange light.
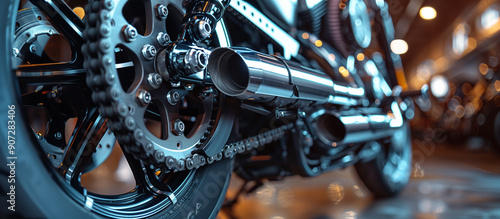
[356,53,365,61]
[251,155,272,161]
[473,99,483,110]
[327,183,344,204]
[387,112,394,119]
[302,32,310,39]
[73,7,85,19]
[479,63,489,75]
[433,57,449,73]
[315,40,323,47]
[468,37,477,51]
[495,80,500,91]
[339,66,349,77]
[462,83,472,95]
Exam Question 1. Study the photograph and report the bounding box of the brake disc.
[13,7,59,66]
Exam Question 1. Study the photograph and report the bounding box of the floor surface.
[218,139,500,219]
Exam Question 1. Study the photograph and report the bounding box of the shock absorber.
[181,0,230,42]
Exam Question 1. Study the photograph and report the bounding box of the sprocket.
[82,0,232,171]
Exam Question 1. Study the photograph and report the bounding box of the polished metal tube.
[314,101,404,146]
[207,47,364,106]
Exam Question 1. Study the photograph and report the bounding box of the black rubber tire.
[354,123,412,198]
[0,1,233,218]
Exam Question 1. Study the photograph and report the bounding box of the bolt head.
[54,132,62,140]
[123,25,138,42]
[167,90,180,105]
[156,32,171,46]
[137,90,152,105]
[29,44,37,53]
[142,44,156,60]
[173,119,185,135]
[156,4,168,20]
[200,87,213,98]
[185,49,208,74]
[148,73,163,89]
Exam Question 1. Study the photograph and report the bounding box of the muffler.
[207,47,365,107]
[312,101,404,146]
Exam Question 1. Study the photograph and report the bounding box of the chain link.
[183,123,294,170]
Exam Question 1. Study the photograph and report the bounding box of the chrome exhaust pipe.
[207,47,365,106]
[312,101,404,146]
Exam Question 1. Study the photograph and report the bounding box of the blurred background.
[217,0,500,218]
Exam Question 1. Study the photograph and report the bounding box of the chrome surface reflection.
[207,47,365,107]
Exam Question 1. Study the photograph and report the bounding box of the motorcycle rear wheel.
[354,122,412,198]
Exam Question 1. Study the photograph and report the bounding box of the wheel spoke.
[59,108,106,183]
[17,60,140,86]
[29,0,84,47]
[154,101,174,140]
[122,152,148,187]
[17,62,86,86]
